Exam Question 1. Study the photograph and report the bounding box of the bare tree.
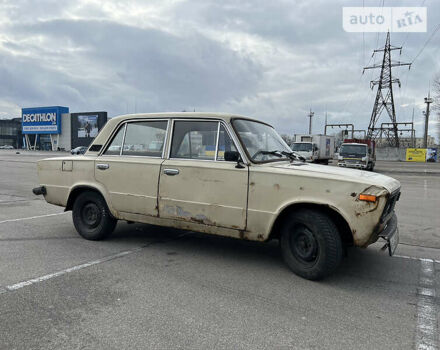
[280,134,294,146]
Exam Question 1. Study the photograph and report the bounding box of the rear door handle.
[96,163,109,170]
[163,168,179,176]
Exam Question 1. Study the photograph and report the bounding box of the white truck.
[291,134,335,165]
[337,139,376,171]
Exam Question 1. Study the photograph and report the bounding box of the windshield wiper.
[252,150,306,162]
[278,150,306,162]
[252,150,283,160]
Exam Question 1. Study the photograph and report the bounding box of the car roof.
[88,112,273,153]
[108,112,265,124]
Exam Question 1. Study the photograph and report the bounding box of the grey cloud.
[0,0,438,140]
[3,18,262,115]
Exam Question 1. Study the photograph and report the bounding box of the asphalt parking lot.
[1,150,440,349]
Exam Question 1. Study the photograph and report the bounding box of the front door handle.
[164,168,179,176]
[96,163,109,170]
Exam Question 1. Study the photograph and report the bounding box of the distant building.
[0,107,108,151]
[0,118,23,148]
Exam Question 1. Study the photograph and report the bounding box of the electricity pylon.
[363,32,411,147]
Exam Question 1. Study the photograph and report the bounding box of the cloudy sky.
[0,0,439,138]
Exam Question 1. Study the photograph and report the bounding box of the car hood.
[269,162,400,193]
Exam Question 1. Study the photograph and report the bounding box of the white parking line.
[5,246,144,292]
[1,233,188,293]
[395,254,440,265]
[0,212,68,224]
[415,259,438,350]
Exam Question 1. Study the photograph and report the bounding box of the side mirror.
[224,151,245,169]
[224,151,240,162]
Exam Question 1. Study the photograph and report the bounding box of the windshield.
[340,144,367,157]
[232,119,292,163]
[291,143,312,152]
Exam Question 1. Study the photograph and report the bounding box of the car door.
[95,119,168,216]
[158,119,248,230]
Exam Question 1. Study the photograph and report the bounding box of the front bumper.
[338,161,367,169]
[378,213,399,256]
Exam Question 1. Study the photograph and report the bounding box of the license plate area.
[379,213,399,256]
[386,227,399,256]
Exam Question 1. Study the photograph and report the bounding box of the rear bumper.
[32,186,46,196]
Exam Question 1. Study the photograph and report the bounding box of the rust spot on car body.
[239,230,251,240]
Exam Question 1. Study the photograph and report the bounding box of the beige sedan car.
[33,113,400,280]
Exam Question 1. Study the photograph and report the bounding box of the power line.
[412,23,440,64]
[401,0,427,48]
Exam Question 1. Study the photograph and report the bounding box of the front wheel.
[72,191,117,240]
[280,209,343,280]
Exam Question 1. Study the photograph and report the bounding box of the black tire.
[280,209,343,280]
[72,191,117,240]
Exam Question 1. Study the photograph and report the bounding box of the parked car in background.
[70,146,88,155]
[33,113,400,280]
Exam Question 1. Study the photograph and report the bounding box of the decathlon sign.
[22,106,69,134]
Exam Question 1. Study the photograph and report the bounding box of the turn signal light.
[359,194,377,202]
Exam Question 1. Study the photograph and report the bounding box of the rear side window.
[122,121,168,157]
[170,121,218,160]
[104,125,125,155]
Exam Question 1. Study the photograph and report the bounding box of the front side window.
[122,121,168,157]
[104,125,125,155]
[232,119,291,163]
[170,121,218,160]
[217,124,237,161]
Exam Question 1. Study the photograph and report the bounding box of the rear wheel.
[280,209,343,280]
[72,191,117,240]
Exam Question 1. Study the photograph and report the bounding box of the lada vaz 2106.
[34,113,400,280]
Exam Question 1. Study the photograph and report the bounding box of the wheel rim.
[81,202,101,228]
[289,224,319,265]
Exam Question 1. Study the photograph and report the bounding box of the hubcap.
[81,202,101,228]
[290,224,319,264]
